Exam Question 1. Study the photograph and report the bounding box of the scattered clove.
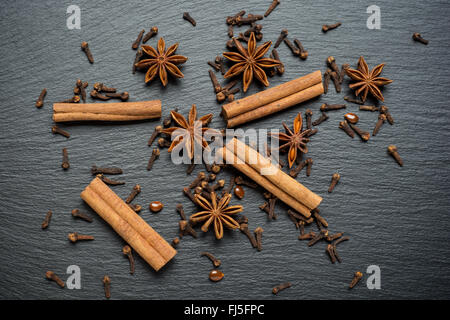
[274,29,288,48]
[68,232,94,243]
[35,88,47,108]
[147,148,160,171]
[328,173,341,193]
[359,105,379,112]
[91,166,123,175]
[52,125,70,138]
[380,106,394,125]
[180,220,197,238]
[293,39,308,60]
[132,29,145,50]
[62,148,70,170]
[103,275,111,298]
[183,12,196,26]
[125,185,141,204]
[412,32,428,45]
[81,41,94,64]
[349,123,370,141]
[305,158,313,177]
[312,112,329,126]
[201,252,221,268]
[387,145,403,166]
[71,209,93,223]
[239,223,257,248]
[96,174,125,186]
[122,245,135,274]
[148,125,162,146]
[322,22,342,33]
[41,210,52,229]
[349,271,363,289]
[284,39,300,56]
[320,103,346,112]
[264,0,280,17]
[142,26,158,43]
[373,114,387,136]
[46,271,65,288]
[339,120,355,138]
[272,282,291,295]
[344,96,364,105]
[254,227,263,251]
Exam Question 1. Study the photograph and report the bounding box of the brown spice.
[125,185,141,204]
[387,145,403,166]
[132,29,145,50]
[122,245,135,274]
[142,26,158,43]
[373,114,387,136]
[349,271,363,289]
[264,0,280,17]
[412,32,428,45]
[147,148,160,171]
[183,12,196,26]
[339,120,355,138]
[272,282,291,294]
[103,275,111,298]
[81,41,94,64]
[68,232,94,243]
[35,88,47,108]
[328,173,340,193]
[148,125,162,147]
[149,201,163,213]
[97,174,125,186]
[46,271,65,288]
[41,210,52,229]
[91,166,123,175]
[274,29,288,48]
[320,103,346,112]
[349,123,370,141]
[71,209,93,222]
[322,22,342,33]
[239,223,257,248]
[201,252,221,268]
[254,227,263,251]
[61,148,70,170]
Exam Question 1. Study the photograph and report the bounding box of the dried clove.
[122,245,135,274]
[176,204,187,220]
[264,0,280,17]
[272,282,291,295]
[340,64,350,83]
[148,125,162,147]
[186,162,196,174]
[183,187,197,204]
[125,185,141,204]
[328,173,341,193]
[96,174,125,186]
[305,109,313,130]
[235,176,257,188]
[180,220,197,238]
[373,113,387,136]
[312,208,328,228]
[387,145,403,166]
[91,166,123,175]
[344,96,364,105]
[227,24,234,38]
[360,105,379,112]
[103,275,111,298]
[412,32,428,45]
[293,39,308,60]
[90,90,110,101]
[380,105,394,125]
[81,41,94,64]
[41,210,52,229]
[52,125,70,138]
[330,71,341,92]
[289,159,307,178]
[61,148,70,170]
[323,69,331,94]
[201,252,221,268]
[208,69,222,93]
[239,223,257,248]
[284,39,300,56]
[171,237,180,247]
[68,232,94,243]
[132,29,145,50]
[254,227,263,251]
[349,271,363,289]
[147,148,160,171]
[208,61,221,72]
[312,112,329,126]
[326,56,340,75]
[105,92,129,101]
[322,22,342,33]
[189,172,207,189]
[58,96,80,103]
[35,88,47,108]
[142,26,158,43]
[274,29,288,48]
[320,103,346,112]
[349,123,370,141]
[129,204,142,213]
[308,229,328,246]
[132,48,143,74]
[183,12,196,26]
[339,120,355,138]
[71,209,93,223]
[271,49,284,75]
[305,158,313,177]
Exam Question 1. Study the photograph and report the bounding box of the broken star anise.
[161,104,213,160]
[135,37,188,86]
[190,192,243,240]
[223,32,281,92]
[345,56,393,102]
[270,113,311,168]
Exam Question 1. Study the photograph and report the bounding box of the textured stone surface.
[0,0,450,299]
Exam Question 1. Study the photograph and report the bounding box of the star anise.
[190,192,243,239]
[161,104,213,159]
[223,32,281,92]
[270,113,311,168]
[345,56,393,102]
[135,37,188,86]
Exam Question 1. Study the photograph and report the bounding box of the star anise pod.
[270,113,311,168]
[345,56,393,102]
[161,104,213,160]
[190,192,243,239]
[135,37,188,86]
[223,32,281,92]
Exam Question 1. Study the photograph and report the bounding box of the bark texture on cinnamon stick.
[53,100,161,122]
[80,177,176,271]
[222,70,323,128]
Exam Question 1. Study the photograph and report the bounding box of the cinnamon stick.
[81,177,176,271]
[225,83,323,128]
[226,138,322,210]
[222,70,322,120]
[53,100,161,122]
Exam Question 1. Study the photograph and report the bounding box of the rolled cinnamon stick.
[218,146,311,217]
[226,83,323,128]
[81,186,168,271]
[53,100,161,122]
[222,70,322,120]
[81,177,176,271]
[226,138,322,210]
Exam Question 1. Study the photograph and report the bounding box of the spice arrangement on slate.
[31,1,422,299]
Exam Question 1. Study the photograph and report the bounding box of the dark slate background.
[1,0,450,300]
